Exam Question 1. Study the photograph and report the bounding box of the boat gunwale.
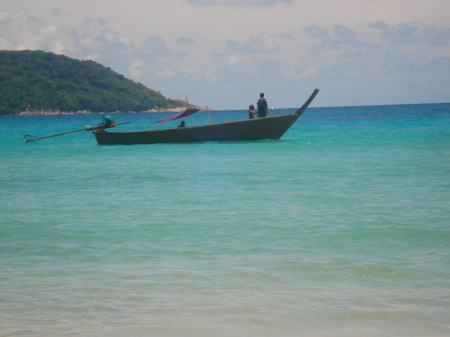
[96,112,299,135]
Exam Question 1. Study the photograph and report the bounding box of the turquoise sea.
[1,102,449,337]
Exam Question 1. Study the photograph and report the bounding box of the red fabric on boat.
[155,109,200,123]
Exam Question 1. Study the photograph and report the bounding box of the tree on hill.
[0,50,183,115]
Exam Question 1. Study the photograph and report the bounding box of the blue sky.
[1,0,449,109]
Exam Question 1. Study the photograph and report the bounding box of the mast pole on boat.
[186,96,194,126]
[206,106,211,124]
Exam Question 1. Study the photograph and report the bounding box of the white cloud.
[128,59,144,79]
[304,25,328,39]
[0,10,10,21]
[0,1,449,108]
[176,37,197,45]
[186,0,291,6]
[205,70,218,82]
[156,68,175,78]
[84,52,101,62]
[181,67,196,75]
[225,34,280,54]
[305,24,380,52]
[370,21,450,46]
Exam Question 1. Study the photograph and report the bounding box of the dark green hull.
[94,89,319,145]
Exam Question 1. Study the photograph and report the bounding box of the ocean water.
[1,103,449,337]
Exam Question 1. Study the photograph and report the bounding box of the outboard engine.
[102,115,115,127]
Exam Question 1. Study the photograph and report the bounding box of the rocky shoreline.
[15,107,209,116]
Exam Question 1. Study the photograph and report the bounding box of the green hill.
[0,50,184,115]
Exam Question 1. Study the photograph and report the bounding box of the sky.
[1,0,449,109]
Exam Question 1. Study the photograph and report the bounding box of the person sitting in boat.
[178,120,186,128]
[248,104,256,119]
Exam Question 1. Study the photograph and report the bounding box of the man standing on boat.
[257,93,268,117]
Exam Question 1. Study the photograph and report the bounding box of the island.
[0,50,201,116]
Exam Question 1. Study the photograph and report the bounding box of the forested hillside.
[0,50,182,115]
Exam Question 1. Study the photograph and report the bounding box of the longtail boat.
[94,89,319,145]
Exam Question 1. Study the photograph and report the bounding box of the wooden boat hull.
[94,89,319,145]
